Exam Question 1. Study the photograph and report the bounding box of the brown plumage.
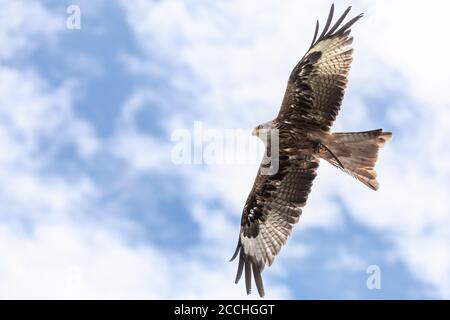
[230,4,392,297]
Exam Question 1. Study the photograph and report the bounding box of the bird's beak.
[252,128,258,136]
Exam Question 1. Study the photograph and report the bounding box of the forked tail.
[318,129,392,190]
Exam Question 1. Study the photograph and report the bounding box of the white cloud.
[0,67,101,161]
[109,90,172,173]
[325,249,367,272]
[0,0,62,62]
[0,66,100,220]
[110,126,169,173]
[0,222,292,299]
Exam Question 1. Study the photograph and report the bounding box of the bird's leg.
[315,142,345,169]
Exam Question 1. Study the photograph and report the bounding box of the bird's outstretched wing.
[231,5,363,297]
[230,154,319,297]
[277,4,362,132]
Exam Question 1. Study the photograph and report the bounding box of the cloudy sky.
[0,0,449,299]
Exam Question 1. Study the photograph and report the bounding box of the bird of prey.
[230,4,392,297]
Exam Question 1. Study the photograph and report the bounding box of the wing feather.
[234,251,244,283]
[325,6,352,37]
[252,263,265,297]
[244,256,252,294]
[278,6,363,132]
[309,20,320,49]
[231,156,319,297]
[317,4,334,42]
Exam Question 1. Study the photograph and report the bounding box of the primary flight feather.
[230,4,392,297]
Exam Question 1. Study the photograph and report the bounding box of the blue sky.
[0,0,449,299]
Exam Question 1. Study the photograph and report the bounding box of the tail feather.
[320,129,392,190]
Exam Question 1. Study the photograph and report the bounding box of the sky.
[0,0,449,299]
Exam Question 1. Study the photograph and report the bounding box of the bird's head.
[252,121,276,143]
